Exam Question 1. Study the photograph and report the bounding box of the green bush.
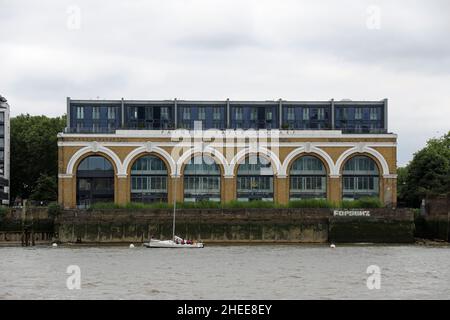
[89,202,122,210]
[0,206,7,221]
[224,200,282,209]
[412,208,421,218]
[177,201,222,209]
[124,202,172,210]
[288,199,334,208]
[90,202,172,210]
[340,197,383,209]
[85,197,383,210]
[47,202,61,218]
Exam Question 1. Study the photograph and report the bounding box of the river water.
[0,244,449,300]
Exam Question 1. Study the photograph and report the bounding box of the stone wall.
[426,194,450,217]
[329,209,414,243]
[7,207,50,220]
[56,208,330,243]
[0,206,417,244]
[416,195,450,241]
[0,217,54,244]
[415,216,449,242]
[55,208,414,244]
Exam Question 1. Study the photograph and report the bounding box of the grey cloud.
[175,31,260,50]
[8,72,128,101]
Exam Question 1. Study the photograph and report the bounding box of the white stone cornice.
[58,141,397,148]
[58,174,73,179]
[59,130,398,139]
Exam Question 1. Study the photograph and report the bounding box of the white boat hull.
[143,239,204,248]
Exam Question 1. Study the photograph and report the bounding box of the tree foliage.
[29,173,58,202]
[10,114,66,201]
[399,131,450,207]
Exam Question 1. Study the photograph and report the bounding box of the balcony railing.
[231,120,278,130]
[126,120,175,130]
[281,120,331,130]
[65,120,387,134]
[340,128,387,134]
[177,120,225,130]
[65,127,117,134]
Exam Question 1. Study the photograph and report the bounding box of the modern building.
[0,95,10,205]
[58,98,397,209]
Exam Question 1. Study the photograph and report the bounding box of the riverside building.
[58,98,397,208]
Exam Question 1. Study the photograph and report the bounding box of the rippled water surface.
[1,244,449,299]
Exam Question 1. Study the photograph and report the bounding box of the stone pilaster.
[275,177,289,205]
[116,176,129,205]
[59,175,76,209]
[382,176,397,207]
[168,176,183,204]
[328,175,341,204]
[223,177,236,203]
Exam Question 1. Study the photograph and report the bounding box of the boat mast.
[172,162,177,241]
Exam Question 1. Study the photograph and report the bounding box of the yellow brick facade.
[58,132,397,208]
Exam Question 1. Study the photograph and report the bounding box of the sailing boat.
[143,163,204,249]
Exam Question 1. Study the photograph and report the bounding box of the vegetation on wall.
[0,206,7,221]
[398,131,450,207]
[88,198,383,210]
[10,114,66,203]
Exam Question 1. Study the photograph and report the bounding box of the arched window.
[184,155,221,202]
[236,155,273,201]
[130,155,168,203]
[290,156,327,200]
[342,156,379,200]
[76,156,114,208]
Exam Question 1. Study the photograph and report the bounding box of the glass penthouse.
[58,98,397,209]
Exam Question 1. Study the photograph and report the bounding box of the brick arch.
[178,151,225,203]
[230,147,281,177]
[73,152,119,175]
[122,144,176,177]
[66,144,122,176]
[281,146,335,177]
[125,152,171,176]
[176,147,229,177]
[73,152,117,207]
[335,146,390,176]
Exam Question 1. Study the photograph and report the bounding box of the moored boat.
[144,236,204,248]
[143,162,204,249]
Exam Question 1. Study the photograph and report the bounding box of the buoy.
[52,243,58,247]
[330,244,336,248]
[129,244,135,248]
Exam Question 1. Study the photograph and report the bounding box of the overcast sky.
[1,0,449,166]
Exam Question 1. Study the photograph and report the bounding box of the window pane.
[92,107,100,119]
[303,108,309,120]
[77,107,84,119]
